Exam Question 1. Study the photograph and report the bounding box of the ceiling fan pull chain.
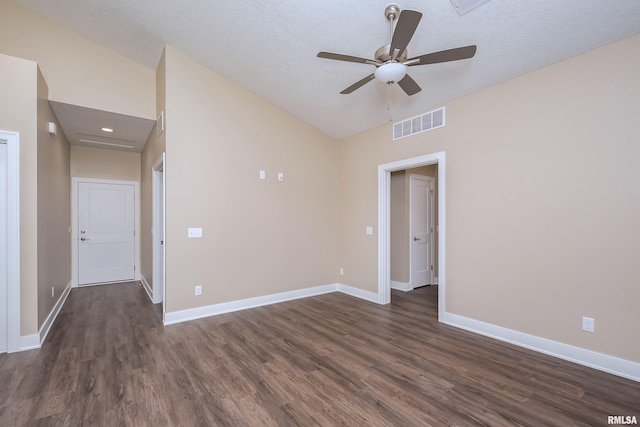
[387,83,393,121]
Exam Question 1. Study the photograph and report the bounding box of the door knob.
[80,237,90,241]
[413,237,420,241]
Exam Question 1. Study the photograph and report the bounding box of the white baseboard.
[140,275,153,303]
[442,312,640,382]
[19,281,72,351]
[36,281,72,348]
[390,281,412,292]
[390,281,440,291]
[164,283,385,326]
[19,334,40,351]
[338,284,380,303]
[164,284,338,325]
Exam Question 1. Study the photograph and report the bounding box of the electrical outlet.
[195,285,202,296]
[51,286,55,298]
[582,316,595,333]
[188,228,203,238]
[339,268,344,276]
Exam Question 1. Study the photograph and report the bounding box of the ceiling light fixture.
[374,62,407,84]
[373,61,408,122]
[101,127,114,133]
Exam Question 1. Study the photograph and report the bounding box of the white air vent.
[393,107,446,140]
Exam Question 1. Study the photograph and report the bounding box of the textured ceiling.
[14,0,640,139]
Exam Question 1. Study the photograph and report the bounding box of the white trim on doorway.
[152,153,166,310]
[378,152,446,319]
[0,131,20,353]
[70,177,141,287]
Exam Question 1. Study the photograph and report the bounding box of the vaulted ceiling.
[14,0,640,140]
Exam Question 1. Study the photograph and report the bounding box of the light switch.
[366,226,373,235]
[278,172,284,181]
[259,170,266,180]
[188,228,203,238]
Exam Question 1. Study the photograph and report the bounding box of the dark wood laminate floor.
[0,282,638,426]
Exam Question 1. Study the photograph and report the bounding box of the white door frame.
[152,153,166,309]
[0,131,20,353]
[71,177,141,287]
[378,151,446,320]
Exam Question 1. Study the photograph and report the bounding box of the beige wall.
[0,53,39,335]
[163,46,340,312]
[70,145,141,181]
[339,34,640,362]
[0,1,155,119]
[36,68,71,329]
[140,48,167,290]
[1,54,72,336]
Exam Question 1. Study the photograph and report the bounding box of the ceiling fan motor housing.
[375,44,408,63]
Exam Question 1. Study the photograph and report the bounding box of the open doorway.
[390,167,438,291]
[377,152,446,321]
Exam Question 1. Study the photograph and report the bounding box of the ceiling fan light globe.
[374,62,407,83]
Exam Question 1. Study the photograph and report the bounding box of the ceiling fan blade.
[407,45,477,66]
[318,51,375,65]
[389,10,422,58]
[397,74,421,96]
[340,74,375,94]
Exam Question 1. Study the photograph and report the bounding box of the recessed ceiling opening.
[450,0,490,16]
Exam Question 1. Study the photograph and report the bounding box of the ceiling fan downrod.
[385,4,400,42]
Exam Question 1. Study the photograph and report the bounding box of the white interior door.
[78,181,135,285]
[0,142,7,351]
[410,174,434,288]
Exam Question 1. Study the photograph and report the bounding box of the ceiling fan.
[317,4,477,96]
